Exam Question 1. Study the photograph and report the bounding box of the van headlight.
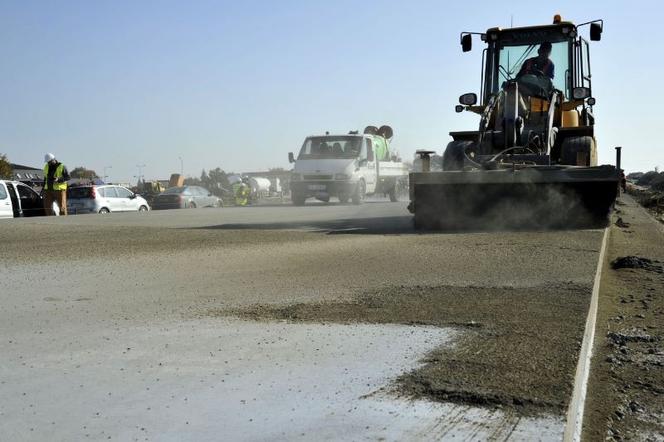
[335,173,349,180]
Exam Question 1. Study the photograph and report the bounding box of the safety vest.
[43,163,68,191]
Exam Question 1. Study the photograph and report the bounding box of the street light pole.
[103,166,112,183]
[136,164,146,183]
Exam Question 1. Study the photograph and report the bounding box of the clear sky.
[0,0,660,182]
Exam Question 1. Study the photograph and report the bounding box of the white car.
[67,185,150,214]
[0,180,46,219]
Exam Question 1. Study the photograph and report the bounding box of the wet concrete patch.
[211,282,591,415]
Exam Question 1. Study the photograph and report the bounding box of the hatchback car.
[152,186,222,210]
[67,185,150,214]
[0,180,46,219]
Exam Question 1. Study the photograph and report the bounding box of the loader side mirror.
[459,93,477,106]
[455,105,464,113]
[590,22,602,41]
[461,34,472,52]
[288,152,295,163]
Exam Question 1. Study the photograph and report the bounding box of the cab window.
[0,183,7,200]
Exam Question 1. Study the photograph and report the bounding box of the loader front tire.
[560,136,596,167]
[442,140,474,171]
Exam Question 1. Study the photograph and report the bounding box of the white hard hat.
[44,153,55,162]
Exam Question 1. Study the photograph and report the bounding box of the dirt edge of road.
[628,186,664,224]
[582,195,664,440]
[209,282,591,416]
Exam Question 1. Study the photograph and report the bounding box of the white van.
[288,126,408,205]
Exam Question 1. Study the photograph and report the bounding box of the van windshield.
[298,136,362,160]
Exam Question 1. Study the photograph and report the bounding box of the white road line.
[563,226,610,442]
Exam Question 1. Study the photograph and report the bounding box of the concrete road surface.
[0,202,604,441]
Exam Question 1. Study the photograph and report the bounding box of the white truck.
[288,126,408,205]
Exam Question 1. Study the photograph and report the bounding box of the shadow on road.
[193,216,417,235]
[191,215,607,235]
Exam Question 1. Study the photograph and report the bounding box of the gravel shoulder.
[583,194,664,440]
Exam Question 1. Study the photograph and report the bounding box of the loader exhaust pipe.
[615,146,622,171]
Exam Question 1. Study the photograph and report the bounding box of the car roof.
[0,180,31,186]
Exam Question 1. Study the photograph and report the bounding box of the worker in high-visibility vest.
[233,179,250,206]
[42,153,70,216]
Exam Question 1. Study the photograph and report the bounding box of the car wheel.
[99,208,110,214]
[139,205,148,212]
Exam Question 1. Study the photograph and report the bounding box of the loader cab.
[452,17,603,165]
[460,18,601,123]
[484,26,572,101]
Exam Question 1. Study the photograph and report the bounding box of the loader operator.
[517,42,554,80]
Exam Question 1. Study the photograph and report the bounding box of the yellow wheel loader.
[409,16,620,229]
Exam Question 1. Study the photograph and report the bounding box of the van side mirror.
[461,34,472,52]
[288,152,295,163]
[590,22,602,41]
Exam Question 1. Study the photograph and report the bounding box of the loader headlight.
[572,87,591,100]
[335,173,349,180]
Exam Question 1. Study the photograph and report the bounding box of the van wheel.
[139,205,148,212]
[388,186,398,202]
[339,194,350,204]
[292,193,306,206]
[352,180,366,205]
[99,208,110,214]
